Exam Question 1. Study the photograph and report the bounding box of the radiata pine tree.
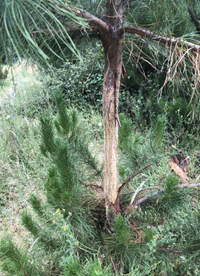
[2,0,200,223]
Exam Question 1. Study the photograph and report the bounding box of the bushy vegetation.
[44,42,200,145]
[1,67,200,275]
[46,43,104,112]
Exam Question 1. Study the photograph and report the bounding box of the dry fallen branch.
[123,183,200,213]
[134,188,165,206]
[135,183,200,206]
[157,248,195,254]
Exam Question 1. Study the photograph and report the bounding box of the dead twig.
[118,164,152,195]
[178,183,200,188]
[123,182,200,213]
[130,180,147,205]
[134,182,200,207]
[110,256,117,275]
[84,183,103,190]
[157,248,195,254]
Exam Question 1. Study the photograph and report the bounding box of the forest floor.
[0,64,47,250]
[0,64,104,250]
[1,64,200,275]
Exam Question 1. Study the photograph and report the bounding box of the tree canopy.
[1,1,200,62]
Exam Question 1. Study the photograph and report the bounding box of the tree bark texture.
[100,0,125,221]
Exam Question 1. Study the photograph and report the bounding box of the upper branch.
[125,26,200,53]
[31,26,100,36]
[69,7,110,32]
[47,0,110,33]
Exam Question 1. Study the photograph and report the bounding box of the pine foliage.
[38,93,101,226]
[0,95,104,275]
[127,0,193,36]
[152,116,165,150]
[0,238,39,276]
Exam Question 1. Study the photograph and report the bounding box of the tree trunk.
[100,1,124,223]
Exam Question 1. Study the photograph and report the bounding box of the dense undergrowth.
[0,64,200,275]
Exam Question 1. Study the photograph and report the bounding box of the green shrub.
[47,44,104,112]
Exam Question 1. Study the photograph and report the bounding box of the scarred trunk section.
[100,2,124,221]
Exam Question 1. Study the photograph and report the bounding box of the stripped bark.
[100,1,125,221]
